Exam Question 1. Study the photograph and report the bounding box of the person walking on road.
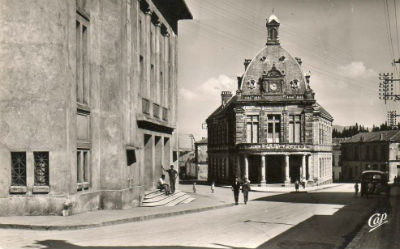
[242,178,251,205]
[354,181,359,196]
[211,181,215,193]
[232,177,241,205]
[162,165,178,194]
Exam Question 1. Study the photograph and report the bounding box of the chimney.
[237,76,242,90]
[244,59,251,71]
[221,91,233,106]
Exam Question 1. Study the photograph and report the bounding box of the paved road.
[346,186,400,249]
[0,184,380,249]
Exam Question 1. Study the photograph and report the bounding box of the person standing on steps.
[242,178,251,205]
[232,177,241,205]
[162,165,178,194]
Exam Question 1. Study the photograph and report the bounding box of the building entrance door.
[289,155,301,183]
[248,155,260,183]
[144,134,153,190]
[266,155,283,183]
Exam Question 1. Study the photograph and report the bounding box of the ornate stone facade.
[206,15,333,186]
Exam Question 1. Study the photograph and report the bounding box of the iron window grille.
[11,152,26,186]
[34,152,49,186]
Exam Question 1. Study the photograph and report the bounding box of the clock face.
[269,83,278,91]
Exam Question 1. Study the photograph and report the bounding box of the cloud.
[337,61,376,79]
[179,74,236,100]
[179,88,197,99]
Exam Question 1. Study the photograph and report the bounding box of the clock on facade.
[268,82,281,92]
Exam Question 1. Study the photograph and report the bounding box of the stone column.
[302,154,306,180]
[260,155,266,186]
[236,155,241,179]
[284,154,291,185]
[307,155,313,180]
[244,154,249,180]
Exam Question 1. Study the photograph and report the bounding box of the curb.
[0,203,234,231]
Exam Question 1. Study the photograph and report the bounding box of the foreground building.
[206,14,333,185]
[0,0,191,215]
[341,130,400,183]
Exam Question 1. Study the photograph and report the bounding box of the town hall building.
[206,14,333,186]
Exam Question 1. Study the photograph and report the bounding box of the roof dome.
[240,45,309,97]
[240,15,312,99]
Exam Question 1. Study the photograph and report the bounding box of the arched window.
[270,28,277,40]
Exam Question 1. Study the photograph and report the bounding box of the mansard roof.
[241,45,309,97]
[343,130,400,143]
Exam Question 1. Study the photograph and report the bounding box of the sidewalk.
[0,185,269,231]
[219,182,343,193]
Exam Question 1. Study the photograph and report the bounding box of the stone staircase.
[140,189,195,207]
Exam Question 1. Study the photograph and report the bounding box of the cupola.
[266,13,280,46]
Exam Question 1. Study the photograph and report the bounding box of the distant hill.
[332,124,347,132]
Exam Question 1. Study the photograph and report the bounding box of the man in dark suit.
[232,177,241,205]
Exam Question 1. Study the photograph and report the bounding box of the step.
[141,192,186,207]
[144,189,161,195]
[181,197,195,204]
[142,191,183,203]
[144,191,165,199]
[165,194,191,207]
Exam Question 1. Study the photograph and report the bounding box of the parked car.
[360,170,390,197]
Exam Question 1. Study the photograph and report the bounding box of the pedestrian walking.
[231,177,241,205]
[162,165,178,194]
[354,181,359,196]
[193,182,196,193]
[211,181,215,193]
[295,180,299,192]
[242,178,251,205]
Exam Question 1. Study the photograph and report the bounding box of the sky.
[176,0,400,140]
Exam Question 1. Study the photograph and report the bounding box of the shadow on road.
[27,240,250,249]
[254,192,356,205]
[253,192,388,249]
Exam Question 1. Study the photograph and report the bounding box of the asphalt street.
[0,184,382,249]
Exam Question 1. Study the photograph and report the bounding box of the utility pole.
[378,73,400,103]
[387,110,400,128]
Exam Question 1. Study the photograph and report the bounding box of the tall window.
[11,152,26,186]
[267,115,280,143]
[77,149,90,191]
[76,13,89,105]
[246,115,259,143]
[34,152,49,186]
[289,115,301,143]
